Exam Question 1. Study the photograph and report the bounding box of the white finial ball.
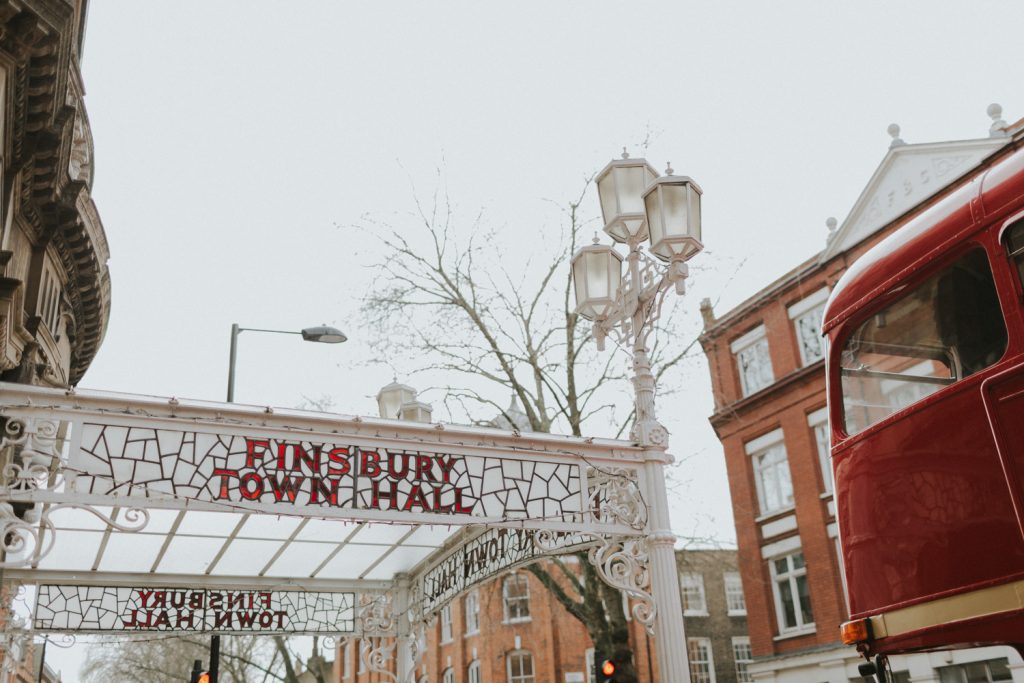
[887,123,901,139]
[826,217,837,231]
[988,103,1003,120]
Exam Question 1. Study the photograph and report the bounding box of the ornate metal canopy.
[0,383,671,680]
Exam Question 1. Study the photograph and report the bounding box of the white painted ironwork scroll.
[33,585,356,634]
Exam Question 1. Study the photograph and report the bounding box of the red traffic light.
[601,659,616,676]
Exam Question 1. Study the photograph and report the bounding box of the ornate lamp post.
[571,150,703,683]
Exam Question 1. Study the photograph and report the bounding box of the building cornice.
[709,360,824,430]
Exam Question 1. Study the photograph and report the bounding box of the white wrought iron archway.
[0,383,687,681]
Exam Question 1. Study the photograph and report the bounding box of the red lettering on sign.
[309,477,340,505]
[292,444,321,473]
[240,473,264,500]
[403,484,430,511]
[215,611,233,628]
[432,486,451,513]
[327,447,351,475]
[213,469,239,499]
[236,611,257,628]
[361,450,381,477]
[415,455,436,481]
[189,592,205,609]
[152,610,171,628]
[454,487,474,514]
[260,592,272,609]
[138,590,153,608]
[371,479,398,510]
[245,438,271,468]
[152,591,166,608]
[267,474,304,503]
[436,455,457,483]
[176,611,196,629]
[388,453,411,480]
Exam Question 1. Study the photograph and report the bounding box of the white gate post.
[394,575,415,683]
[645,452,691,683]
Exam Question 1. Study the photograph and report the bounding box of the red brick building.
[700,109,1024,683]
[337,550,748,683]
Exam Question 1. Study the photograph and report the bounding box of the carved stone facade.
[0,2,106,679]
[0,0,109,390]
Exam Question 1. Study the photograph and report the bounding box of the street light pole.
[571,150,703,683]
[225,323,347,403]
[215,321,347,683]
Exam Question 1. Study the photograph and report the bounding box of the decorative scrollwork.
[588,536,657,634]
[359,592,395,635]
[359,636,397,682]
[587,467,648,530]
[1,418,61,494]
[0,503,150,568]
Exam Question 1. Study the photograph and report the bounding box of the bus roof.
[823,145,1024,334]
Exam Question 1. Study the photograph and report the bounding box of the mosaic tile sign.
[418,528,592,612]
[34,585,356,634]
[71,424,583,522]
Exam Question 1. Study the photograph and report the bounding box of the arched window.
[442,667,455,683]
[468,660,481,683]
[507,650,535,683]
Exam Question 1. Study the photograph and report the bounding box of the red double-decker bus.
[823,143,1024,673]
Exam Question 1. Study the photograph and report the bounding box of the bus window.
[1004,218,1024,287]
[841,248,1007,434]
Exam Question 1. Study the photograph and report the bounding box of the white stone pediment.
[822,136,1009,261]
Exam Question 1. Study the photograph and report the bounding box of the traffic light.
[593,649,618,683]
[190,659,210,683]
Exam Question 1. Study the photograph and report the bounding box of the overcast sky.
[39,2,1024,679]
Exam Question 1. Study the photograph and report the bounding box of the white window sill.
[464,630,480,639]
[503,617,531,625]
[684,610,710,617]
[441,638,453,645]
[727,610,747,617]
[819,491,833,500]
[773,625,816,641]
[754,506,796,524]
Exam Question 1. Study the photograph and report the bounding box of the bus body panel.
[824,143,1024,654]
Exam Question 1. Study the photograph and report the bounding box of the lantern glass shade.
[596,158,659,243]
[644,177,703,262]
[399,400,434,423]
[571,243,624,321]
[376,381,417,419]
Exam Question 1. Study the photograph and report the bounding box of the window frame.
[442,667,454,683]
[807,406,832,495]
[732,636,753,683]
[731,324,775,397]
[837,244,1009,437]
[687,637,717,683]
[440,603,453,643]
[464,589,480,635]
[507,650,535,683]
[769,551,815,635]
[745,430,794,517]
[680,572,708,616]
[788,288,830,367]
[723,571,747,616]
[468,660,481,683]
[502,573,532,623]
